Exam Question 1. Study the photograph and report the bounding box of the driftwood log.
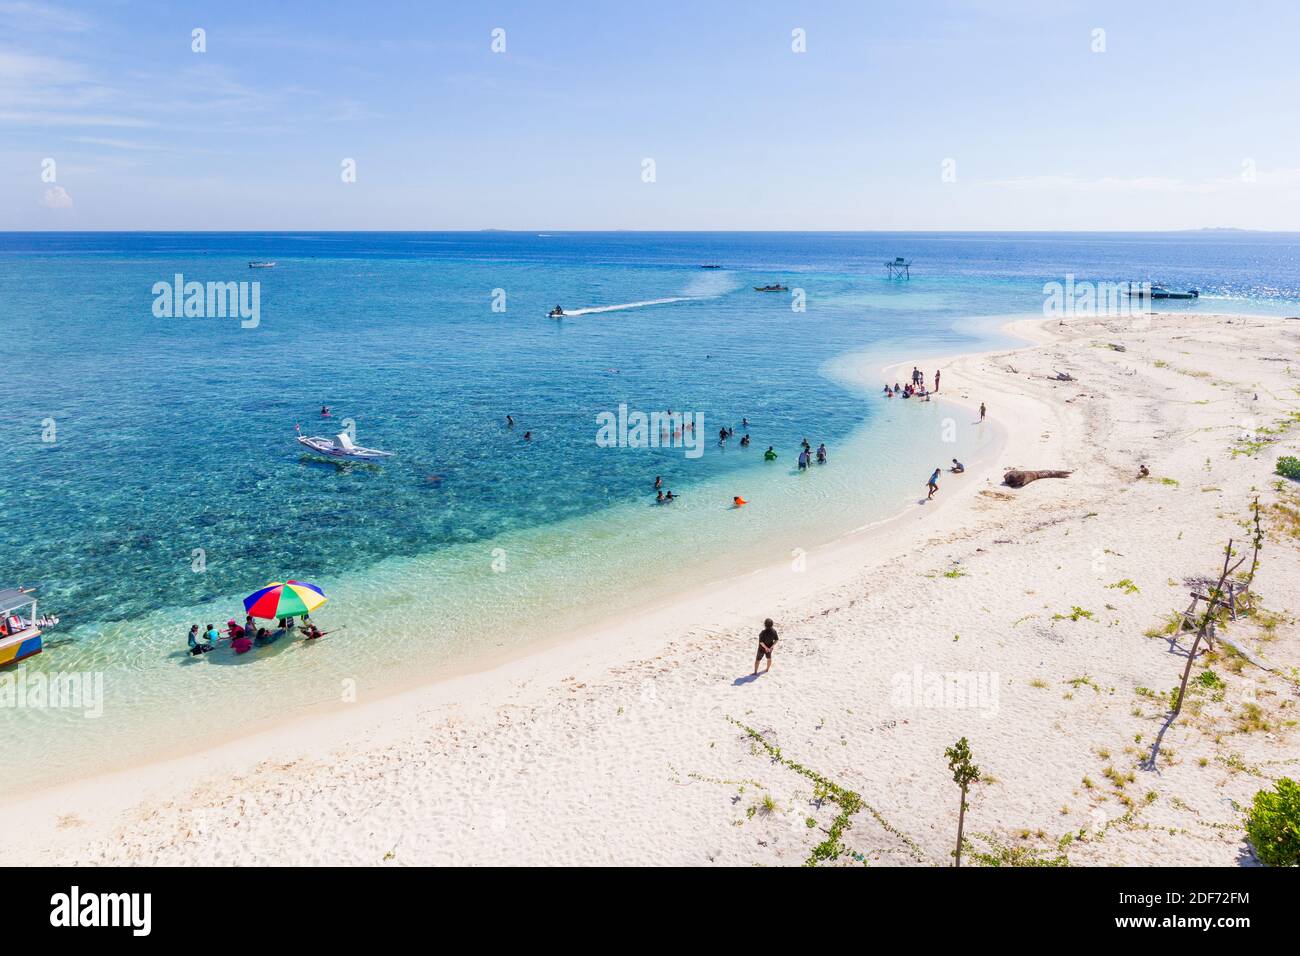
[1003,469,1072,488]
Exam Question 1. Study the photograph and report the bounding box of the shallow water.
[2,231,1298,793]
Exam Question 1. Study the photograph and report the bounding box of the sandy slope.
[4,311,1298,867]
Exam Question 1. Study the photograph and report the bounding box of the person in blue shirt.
[927,468,941,500]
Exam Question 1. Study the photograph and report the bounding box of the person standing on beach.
[927,467,941,500]
[979,402,986,421]
[754,618,779,675]
[934,369,941,392]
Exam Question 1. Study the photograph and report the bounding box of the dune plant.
[1244,778,1300,867]
[945,737,980,867]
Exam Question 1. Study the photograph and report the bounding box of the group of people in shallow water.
[186,615,326,656]
[653,419,832,508]
[884,365,940,401]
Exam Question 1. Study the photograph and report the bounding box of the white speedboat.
[295,427,394,461]
[248,261,276,269]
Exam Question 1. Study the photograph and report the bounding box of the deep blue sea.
[1,230,1298,791]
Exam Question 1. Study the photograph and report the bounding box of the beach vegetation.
[1107,578,1140,594]
[1195,669,1224,691]
[1233,702,1271,734]
[945,737,980,868]
[941,567,967,579]
[1052,606,1094,622]
[1244,778,1300,867]
[1067,675,1101,693]
[966,834,1068,867]
[727,717,880,866]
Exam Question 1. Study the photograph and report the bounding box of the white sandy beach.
[4,311,1298,867]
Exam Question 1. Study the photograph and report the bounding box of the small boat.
[700,264,722,269]
[1125,284,1199,300]
[0,587,52,667]
[549,306,565,318]
[248,261,276,269]
[754,284,788,292]
[295,426,394,461]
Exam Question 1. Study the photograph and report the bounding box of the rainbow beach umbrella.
[243,581,327,619]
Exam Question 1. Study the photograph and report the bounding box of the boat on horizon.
[248,261,276,269]
[699,264,722,269]
[295,426,394,462]
[1125,283,1199,300]
[754,284,788,292]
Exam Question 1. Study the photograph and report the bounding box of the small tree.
[945,737,981,867]
[1245,777,1300,867]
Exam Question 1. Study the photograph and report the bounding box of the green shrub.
[1278,456,1300,482]
[1245,778,1300,866]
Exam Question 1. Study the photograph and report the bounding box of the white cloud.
[0,1,90,32]
[981,169,1300,195]
[40,185,72,208]
[0,111,154,127]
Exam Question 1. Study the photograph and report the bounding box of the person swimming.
[733,496,747,507]
[739,434,750,447]
[506,414,515,428]
[656,490,665,504]
[764,446,777,461]
[797,448,809,470]
[321,405,331,417]
[654,475,662,489]
[665,490,676,502]
[816,443,827,464]
[523,431,532,441]
[741,418,749,429]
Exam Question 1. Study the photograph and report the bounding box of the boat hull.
[297,436,392,461]
[0,629,42,667]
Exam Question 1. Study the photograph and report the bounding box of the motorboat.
[548,306,565,318]
[248,261,276,269]
[0,587,53,667]
[754,284,788,292]
[699,264,722,269]
[295,426,394,461]
[1125,284,1199,300]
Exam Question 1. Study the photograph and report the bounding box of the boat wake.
[560,296,694,316]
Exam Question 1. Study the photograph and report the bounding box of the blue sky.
[3,0,1299,230]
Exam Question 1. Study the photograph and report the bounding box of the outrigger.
[753,284,788,292]
[0,587,55,667]
[295,425,394,461]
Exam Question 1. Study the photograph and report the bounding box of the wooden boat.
[295,427,393,461]
[0,588,50,667]
[753,284,788,292]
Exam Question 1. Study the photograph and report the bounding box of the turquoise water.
[2,231,1299,793]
